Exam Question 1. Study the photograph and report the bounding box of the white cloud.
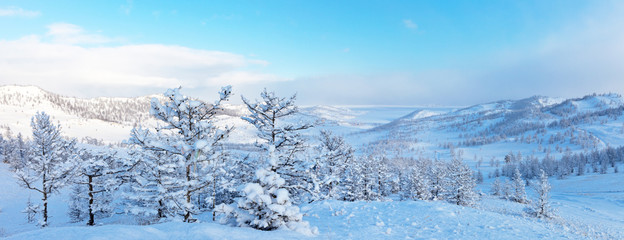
[46,23,119,45]
[403,19,417,29]
[0,23,286,100]
[0,6,40,17]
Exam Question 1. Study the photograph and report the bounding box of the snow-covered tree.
[429,159,448,201]
[312,130,354,201]
[511,168,527,204]
[23,196,40,224]
[68,185,87,223]
[446,157,478,206]
[491,178,503,196]
[127,86,233,222]
[70,149,122,226]
[527,169,555,218]
[475,170,484,184]
[5,133,30,171]
[219,147,316,234]
[122,145,176,223]
[408,159,433,201]
[241,89,313,201]
[14,112,78,227]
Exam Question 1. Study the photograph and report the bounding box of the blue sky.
[0,0,623,105]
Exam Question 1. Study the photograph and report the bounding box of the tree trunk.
[212,174,216,221]
[158,200,164,219]
[88,175,95,226]
[184,164,192,222]
[42,191,48,227]
[42,175,48,227]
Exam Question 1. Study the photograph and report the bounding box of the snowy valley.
[0,85,623,239]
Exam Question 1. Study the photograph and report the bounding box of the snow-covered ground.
[2,159,623,239]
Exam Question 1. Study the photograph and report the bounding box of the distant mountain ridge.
[2,85,623,151]
[365,93,624,151]
[0,85,154,124]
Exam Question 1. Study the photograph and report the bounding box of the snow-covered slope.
[0,85,156,144]
[0,85,420,145]
[359,94,624,160]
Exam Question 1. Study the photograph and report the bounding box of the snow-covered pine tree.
[342,152,365,201]
[446,157,478,206]
[5,133,30,172]
[68,185,88,223]
[122,144,176,223]
[23,196,40,224]
[475,170,484,184]
[409,159,433,201]
[355,153,384,201]
[429,159,448,201]
[241,89,313,202]
[511,167,527,204]
[312,130,354,201]
[227,147,316,234]
[14,112,78,227]
[527,169,555,218]
[128,86,233,222]
[71,149,121,226]
[502,179,513,200]
[491,178,503,196]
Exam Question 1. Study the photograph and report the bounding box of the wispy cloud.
[120,0,133,15]
[0,6,40,17]
[46,23,120,45]
[403,19,417,29]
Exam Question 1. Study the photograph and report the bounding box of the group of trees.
[491,168,555,219]
[0,86,479,232]
[496,145,623,181]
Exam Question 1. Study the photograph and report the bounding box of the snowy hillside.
[0,85,418,145]
[1,86,624,239]
[361,94,624,159]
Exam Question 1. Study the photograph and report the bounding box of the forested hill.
[0,85,154,124]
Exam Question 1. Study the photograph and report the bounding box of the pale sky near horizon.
[1,0,623,106]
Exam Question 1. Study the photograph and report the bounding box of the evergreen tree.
[312,130,354,201]
[491,178,503,196]
[241,89,313,201]
[223,147,316,234]
[122,146,176,223]
[429,159,448,201]
[409,160,433,201]
[23,196,40,224]
[511,168,527,204]
[527,169,555,218]
[127,86,232,222]
[446,158,478,206]
[14,112,78,227]
[71,149,121,226]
